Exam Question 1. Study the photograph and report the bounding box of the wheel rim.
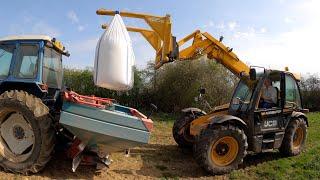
[0,108,35,163]
[293,126,304,150]
[211,136,239,166]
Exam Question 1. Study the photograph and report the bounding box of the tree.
[143,57,237,112]
[300,74,320,111]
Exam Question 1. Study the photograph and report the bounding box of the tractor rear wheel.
[279,118,307,156]
[172,113,196,148]
[0,90,55,174]
[193,125,247,175]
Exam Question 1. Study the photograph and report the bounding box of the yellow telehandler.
[97,9,308,174]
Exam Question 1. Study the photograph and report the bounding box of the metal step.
[262,149,274,153]
[262,139,275,143]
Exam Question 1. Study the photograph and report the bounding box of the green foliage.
[63,67,146,108]
[63,58,237,113]
[63,62,320,113]
[300,74,320,111]
[144,58,237,112]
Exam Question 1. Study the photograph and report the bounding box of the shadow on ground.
[240,151,283,169]
[111,143,285,179]
[124,144,208,178]
[33,152,98,179]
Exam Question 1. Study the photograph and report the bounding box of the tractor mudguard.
[207,115,247,129]
[291,111,308,126]
[181,107,206,116]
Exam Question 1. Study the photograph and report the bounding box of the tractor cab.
[0,35,69,101]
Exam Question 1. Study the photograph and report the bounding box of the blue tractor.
[0,35,69,173]
[0,35,153,174]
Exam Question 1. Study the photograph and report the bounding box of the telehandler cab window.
[0,44,14,78]
[14,44,39,79]
[230,80,253,111]
[43,47,62,89]
[285,74,302,109]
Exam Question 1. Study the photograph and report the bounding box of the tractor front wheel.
[0,90,55,174]
[193,125,247,175]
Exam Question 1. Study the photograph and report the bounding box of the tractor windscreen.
[0,44,15,78]
[43,47,63,89]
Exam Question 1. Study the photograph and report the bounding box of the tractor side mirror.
[249,68,256,81]
[65,51,70,57]
[200,88,206,95]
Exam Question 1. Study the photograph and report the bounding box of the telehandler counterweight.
[99,9,309,175]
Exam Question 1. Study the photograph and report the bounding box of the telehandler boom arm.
[97,9,250,78]
[176,30,250,77]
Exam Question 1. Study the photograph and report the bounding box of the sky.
[0,0,319,75]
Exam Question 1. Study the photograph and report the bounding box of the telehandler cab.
[98,9,309,174]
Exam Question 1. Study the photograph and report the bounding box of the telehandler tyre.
[279,118,307,156]
[173,113,196,148]
[0,90,55,174]
[193,125,247,175]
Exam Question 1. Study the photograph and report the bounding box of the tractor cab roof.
[0,35,69,57]
[0,35,53,42]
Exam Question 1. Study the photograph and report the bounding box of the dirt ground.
[0,119,284,180]
[0,120,212,179]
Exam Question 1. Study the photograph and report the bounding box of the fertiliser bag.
[94,14,135,91]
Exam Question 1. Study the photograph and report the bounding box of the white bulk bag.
[94,14,135,91]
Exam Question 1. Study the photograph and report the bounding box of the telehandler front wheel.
[172,113,196,148]
[280,118,307,156]
[0,90,55,174]
[193,125,247,175]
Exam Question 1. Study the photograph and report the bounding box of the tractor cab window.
[285,74,302,109]
[43,47,62,89]
[0,44,15,79]
[230,80,253,112]
[14,44,39,79]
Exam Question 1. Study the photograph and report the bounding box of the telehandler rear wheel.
[172,113,196,148]
[279,118,307,156]
[0,90,55,174]
[193,125,247,175]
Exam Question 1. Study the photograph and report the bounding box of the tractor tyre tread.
[0,90,55,174]
[193,124,247,175]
